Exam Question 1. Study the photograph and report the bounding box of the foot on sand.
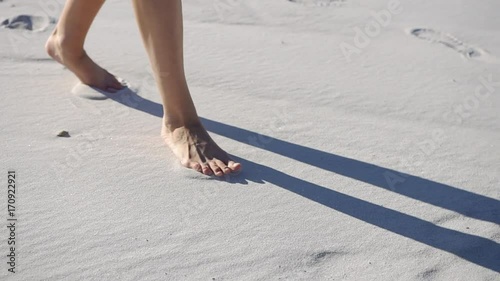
[45,34,123,92]
[162,121,242,176]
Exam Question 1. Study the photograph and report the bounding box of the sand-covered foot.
[162,122,241,176]
[45,34,123,92]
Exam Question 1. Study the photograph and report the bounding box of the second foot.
[45,32,124,92]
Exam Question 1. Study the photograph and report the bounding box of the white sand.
[1,0,499,280]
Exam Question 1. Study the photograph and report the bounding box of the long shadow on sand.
[103,88,500,272]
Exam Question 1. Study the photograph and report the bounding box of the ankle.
[46,31,85,59]
[162,115,202,132]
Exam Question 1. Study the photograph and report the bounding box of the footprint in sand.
[417,267,440,280]
[71,83,110,101]
[287,0,346,7]
[280,250,349,279]
[306,250,347,266]
[1,14,56,31]
[69,82,134,116]
[70,79,131,101]
[409,28,498,63]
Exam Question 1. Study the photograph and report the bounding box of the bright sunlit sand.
[1,0,499,279]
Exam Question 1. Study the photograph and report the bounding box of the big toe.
[228,161,241,172]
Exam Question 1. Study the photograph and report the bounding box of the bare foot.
[45,33,123,92]
[162,121,242,176]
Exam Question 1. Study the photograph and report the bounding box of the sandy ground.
[0,0,499,280]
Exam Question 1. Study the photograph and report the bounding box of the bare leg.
[132,0,241,176]
[45,0,123,91]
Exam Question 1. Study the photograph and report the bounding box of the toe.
[215,160,231,175]
[208,161,224,177]
[187,162,203,173]
[228,160,242,172]
[108,79,124,90]
[112,79,124,89]
[201,163,212,175]
[222,166,232,175]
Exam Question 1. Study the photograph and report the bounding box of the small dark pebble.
[57,131,70,138]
